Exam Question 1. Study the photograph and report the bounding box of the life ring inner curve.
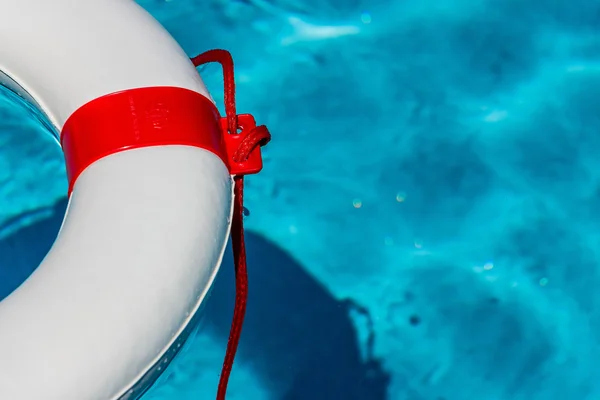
[0,1,233,399]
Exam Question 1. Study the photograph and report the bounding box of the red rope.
[191,49,271,400]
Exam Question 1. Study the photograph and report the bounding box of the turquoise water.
[1,0,600,399]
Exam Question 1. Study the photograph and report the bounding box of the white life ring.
[0,1,270,399]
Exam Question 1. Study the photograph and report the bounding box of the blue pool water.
[1,0,600,399]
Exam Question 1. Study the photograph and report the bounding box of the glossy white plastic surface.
[0,0,213,128]
[0,0,233,399]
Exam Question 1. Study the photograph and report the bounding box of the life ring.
[0,1,270,399]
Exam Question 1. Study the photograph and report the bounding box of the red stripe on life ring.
[60,86,227,195]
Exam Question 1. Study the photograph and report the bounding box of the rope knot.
[232,124,271,164]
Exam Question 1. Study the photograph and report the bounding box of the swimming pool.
[1,0,599,399]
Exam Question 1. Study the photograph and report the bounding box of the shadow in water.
[0,197,390,399]
[0,197,68,301]
[206,231,390,399]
